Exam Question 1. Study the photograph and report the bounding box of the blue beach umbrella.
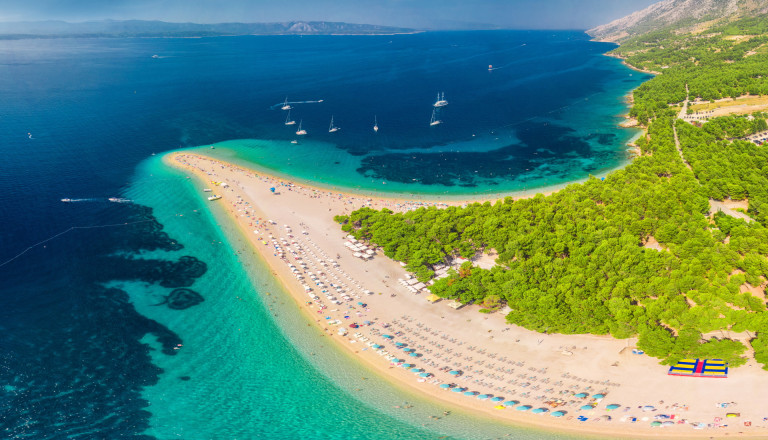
[606,404,621,410]
[463,391,477,396]
[449,370,461,376]
[409,352,419,357]
[477,394,490,400]
[592,394,605,400]
[410,367,422,372]
[402,347,413,352]
[372,344,383,349]
[451,387,466,393]
[395,342,405,347]
[516,405,532,411]
[490,396,504,402]
[392,358,404,363]
[532,408,548,414]
[400,363,414,368]
[551,411,566,417]
[419,372,431,378]
[580,405,594,411]
[503,400,519,406]
[439,383,452,389]
[574,392,588,398]
[382,334,394,339]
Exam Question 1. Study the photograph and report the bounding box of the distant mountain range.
[588,0,768,43]
[0,20,418,39]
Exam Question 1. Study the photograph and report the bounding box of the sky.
[0,0,661,30]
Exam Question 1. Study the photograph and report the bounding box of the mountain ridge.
[587,0,768,43]
[0,19,418,39]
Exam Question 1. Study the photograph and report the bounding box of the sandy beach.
[166,151,768,439]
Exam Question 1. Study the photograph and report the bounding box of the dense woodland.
[335,15,768,368]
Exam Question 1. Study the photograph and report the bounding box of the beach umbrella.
[662,421,674,426]
[551,411,566,417]
[411,367,422,372]
[269,187,275,193]
[642,405,655,412]
[409,352,419,357]
[451,387,465,393]
[532,408,549,414]
[463,391,477,396]
[449,370,461,376]
[401,363,414,368]
[580,405,594,411]
[592,394,605,400]
[650,421,662,427]
[439,383,451,389]
[477,394,490,400]
[395,342,405,347]
[372,344,383,349]
[382,335,394,339]
[419,372,431,378]
[494,405,505,410]
[363,320,372,325]
[606,404,621,410]
[503,401,519,406]
[490,396,504,402]
[402,347,413,352]
[574,393,588,398]
[392,358,404,363]
[515,405,532,411]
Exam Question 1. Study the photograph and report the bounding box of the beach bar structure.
[667,358,728,378]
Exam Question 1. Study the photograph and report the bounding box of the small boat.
[433,92,448,107]
[281,97,291,111]
[296,120,307,136]
[373,115,379,133]
[61,198,72,202]
[203,188,212,192]
[429,108,442,126]
[284,110,296,125]
[290,140,298,144]
[488,64,493,71]
[328,115,340,133]
[208,195,222,201]
[151,54,159,59]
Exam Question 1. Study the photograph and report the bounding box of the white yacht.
[433,92,448,107]
[429,109,442,126]
[281,97,291,111]
[207,195,222,201]
[284,110,296,125]
[296,120,307,136]
[328,116,340,133]
[373,116,379,133]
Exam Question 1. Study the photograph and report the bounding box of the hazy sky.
[0,0,660,30]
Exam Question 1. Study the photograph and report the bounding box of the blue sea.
[0,31,648,439]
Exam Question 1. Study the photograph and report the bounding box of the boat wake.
[61,197,133,203]
[270,99,324,109]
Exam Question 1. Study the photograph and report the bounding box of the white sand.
[168,152,768,439]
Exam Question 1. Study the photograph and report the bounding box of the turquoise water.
[124,155,590,440]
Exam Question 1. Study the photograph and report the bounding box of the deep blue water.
[0,31,645,439]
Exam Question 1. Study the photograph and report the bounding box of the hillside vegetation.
[335,12,768,368]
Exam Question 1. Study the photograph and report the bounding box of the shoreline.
[164,151,768,439]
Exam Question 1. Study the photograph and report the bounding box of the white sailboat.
[429,109,442,126]
[285,110,296,125]
[373,115,379,133]
[433,92,448,107]
[328,115,340,133]
[296,120,307,136]
[281,97,292,111]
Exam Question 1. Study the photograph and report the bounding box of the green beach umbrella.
[650,421,662,427]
